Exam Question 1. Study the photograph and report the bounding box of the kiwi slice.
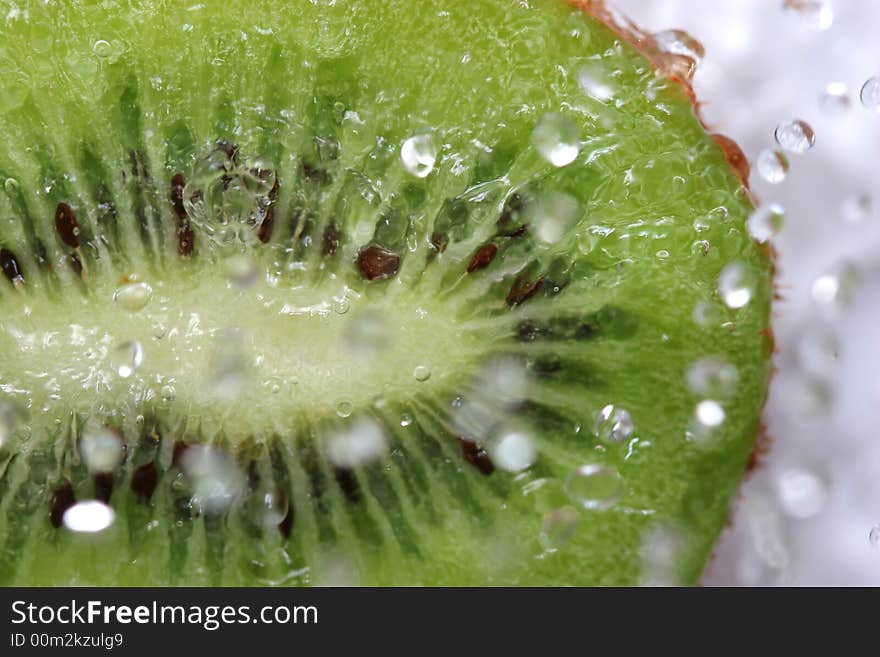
[0,0,772,586]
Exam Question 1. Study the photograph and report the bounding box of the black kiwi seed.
[0,248,24,284]
[49,481,76,529]
[54,202,81,249]
[357,243,401,280]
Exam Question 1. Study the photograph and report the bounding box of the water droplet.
[251,488,289,529]
[113,282,153,312]
[92,39,112,58]
[112,341,143,378]
[860,76,880,113]
[870,525,880,548]
[718,262,755,309]
[691,239,710,256]
[692,300,722,327]
[841,193,872,223]
[224,254,259,288]
[325,419,388,468]
[776,468,827,519]
[400,413,413,428]
[686,358,739,398]
[577,65,615,101]
[564,464,622,510]
[332,296,350,315]
[688,400,725,443]
[413,365,431,382]
[336,399,353,418]
[400,133,437,178]
[539,506,580,552]
[593,404,634,443]
[774,119,815,154]
[654,29,705,63]
[4,178,19,195]
[819,82,850,116]
[532,113,581,167]
[747,203,786,242]
[180,446,245,515]
[160,385,176,401]
[490,430,536,472]
[810,262,860,309]
[79,428,124,473]
[530,192,580,244]
[63,500,115,533]
[755,150,790,185]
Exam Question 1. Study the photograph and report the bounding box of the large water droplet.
[113,282,153,312]
[336,399,353,418]
[564,464,622,510]
[63,500,115,533]
[810,262,860,309]
[539,506,580,552]
[325,419,388,468]
[776,468,827,519]
[718,262,755,309]
[413,365,431,382]
[112,341,143,378]
[686,358,739,398]
[593,404,634,443]
[531,192,580,244]
[859,76,880,113]
[532,113,580,167]
[688,400,725,444]
[490,430,536,472]
[80,428,124,474]
[774,119,816,154]
[400,134,438,178]
[747,203,786,242]
[755,150,790,185]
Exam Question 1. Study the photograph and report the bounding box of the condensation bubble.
[343,311,390,356]
[747,203,786,242]
[718,262,755,309]
[224,254,259,288]
[774,119,816,154]
[336,399,353,418]
[539,506,580,552]
[577,64,616,101]
[532,113,581,167]
[593,404,634,443]
[112,341,143,378]
[113,282,153,312]
[531,192,581,244]
[92,39,112,57]
[860,76,880,113]
[755,150,790,185]
[325,419,388,468]
[686,357,739,398]
[400,134,438,178]
[413,365,431,382]
[776,468,828,519]
[79,428,124,473]
[63,501,115,533]
[181,446,245,515]
[490,430,536,472]
[819,82,850,117]
[564,464,622,510]
[841,193,872,224]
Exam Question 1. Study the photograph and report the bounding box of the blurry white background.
[614,0,880,585]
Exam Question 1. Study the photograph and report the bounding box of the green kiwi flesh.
[0,0,773,585]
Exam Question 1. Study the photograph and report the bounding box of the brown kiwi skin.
[573,0,779,578]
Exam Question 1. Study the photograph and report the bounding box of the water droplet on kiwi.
[251,488,289,529]
[718,262,755,309]
[332,296,350,315]
[688,400,725,443]
[113,282,153,312]
[747,203,786,242]
[860,76,880,113]
[325,418,388,468]
[62,501,115,533]
[577,65,615,101]
[841,193,872,223]
[336,399,353,418]
[413,365,431,382]
[160,385,176,401]
[564,464,622,510]
[774,119,816,154]
[539,506,580,552]
[224,254,259,288]
[400,413,413,428]
[112,341,143,378]
[399,133,438,178]
[755,150,790,184]
[594,404,634,443]
[79,428,124,474]
[4,178,19,195]
[686,357,739,398]
[530,191,580,244]
[819,82,850,116]
[776,468,827,519]
[92,39,112,58]
[180,446,245,515]
[490,430,536,472]
[532,113,581,167]
[870,525,880,549]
